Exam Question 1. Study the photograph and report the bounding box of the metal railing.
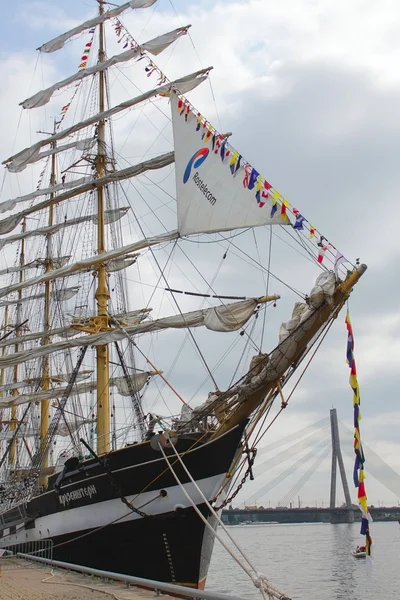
[1,540,53,569]
[18,553,249,600]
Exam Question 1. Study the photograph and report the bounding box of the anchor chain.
[214,447,257,510]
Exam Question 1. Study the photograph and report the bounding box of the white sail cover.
[0,373,155,408]
[0,256,70,277]
[38,0,157,53]
[23,27,190,110]
[7,138,96,172]
[0,209,128,251]
[0,231,179,301]
[0,177,92,215]
[0,297,261,369]
[113,372,153,395]
[0,286,79,307]
[4,69,208,169]
[0,420,94,439]
[0,153,174,235]
[171,95,290,235]
[0,310,152,351]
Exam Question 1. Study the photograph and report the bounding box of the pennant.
[270,190,280,217]
[196,115,202,132]
[229,151,239,174]
[232,154,242,176]
[345,310,373,555]
[309,225,316,239]
[281,199,289,215]
[317,244,328,264]
[334,251,346,277]
[242,164,252,188]
[293,214,305,230]
[220,139,230,162]
[248,168,260,190]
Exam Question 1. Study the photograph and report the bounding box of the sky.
[0,0,399,509]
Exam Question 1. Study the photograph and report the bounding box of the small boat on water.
[352,547,366,558]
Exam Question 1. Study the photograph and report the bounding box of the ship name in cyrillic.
[58,484,97,506]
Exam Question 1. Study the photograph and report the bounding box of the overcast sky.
[0,0,399,508]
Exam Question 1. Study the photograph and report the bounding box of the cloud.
[0,0,399,506]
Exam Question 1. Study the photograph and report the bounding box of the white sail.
[0,310,152,352]
[7,138,96,172]
[23,27,190,109]
[0,371,93,394]
[0,297,262,369]
[0,257,70,277]
[38,0,157,53]
[171,94,291,235]
[0,231,178,300]
[113,372,153,395]
[0,418,94,439]
[107,256,138,272]
[0,286,79,308]
[0,209,128,251]
[3,68,210,169]
[0,373,155,408]
[0,153,174,235]
[0,177,92,215]
[143,26,191,56]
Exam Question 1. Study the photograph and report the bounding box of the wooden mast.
[95,0,111,455]
[39,120,57,486]
[10,220,27,465]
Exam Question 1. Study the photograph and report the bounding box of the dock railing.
[17,552,250,600]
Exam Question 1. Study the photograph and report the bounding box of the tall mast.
[39,120,57,486]
[0,306,9,436]
[10,219,27,466]
[95,0,111,455]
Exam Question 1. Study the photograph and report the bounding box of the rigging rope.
[159,436,291,600]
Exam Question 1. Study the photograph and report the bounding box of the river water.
[207,521,399,600]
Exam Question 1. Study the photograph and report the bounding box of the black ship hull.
[0,425,244,588]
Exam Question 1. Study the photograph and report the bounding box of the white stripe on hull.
[0,473,225,547]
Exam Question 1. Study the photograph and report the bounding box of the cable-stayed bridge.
[222,409,400,524]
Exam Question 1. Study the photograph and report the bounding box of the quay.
[0,554,248,600]
[0,558,174,600]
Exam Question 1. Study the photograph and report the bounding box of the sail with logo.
[0,0,366,596]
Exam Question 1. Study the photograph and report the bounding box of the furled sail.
[38,0,158,53]
[0,231,179,300]
[0,310,152,351]
[107,256,138,272]
[171,94,290,235]
[3,68,210,169]
[112,372,153,395]
[0,372,156,408]
[0,286,79,308]
[23,27,190,109]
[0,419,94,439]
[0,153,174,235]
[0,177,92,215]
[0,297,264,369]
[0,257,70,277]
[0,209,128,251]
[7,138,96,172]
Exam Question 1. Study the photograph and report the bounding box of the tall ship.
[0,0,366,592]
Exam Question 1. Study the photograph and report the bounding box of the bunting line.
[111,18,351,273]
[35,28,97,192]
[175,93,350,270]
[345,309,373,566]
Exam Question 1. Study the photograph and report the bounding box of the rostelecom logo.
[183,148,209,184]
